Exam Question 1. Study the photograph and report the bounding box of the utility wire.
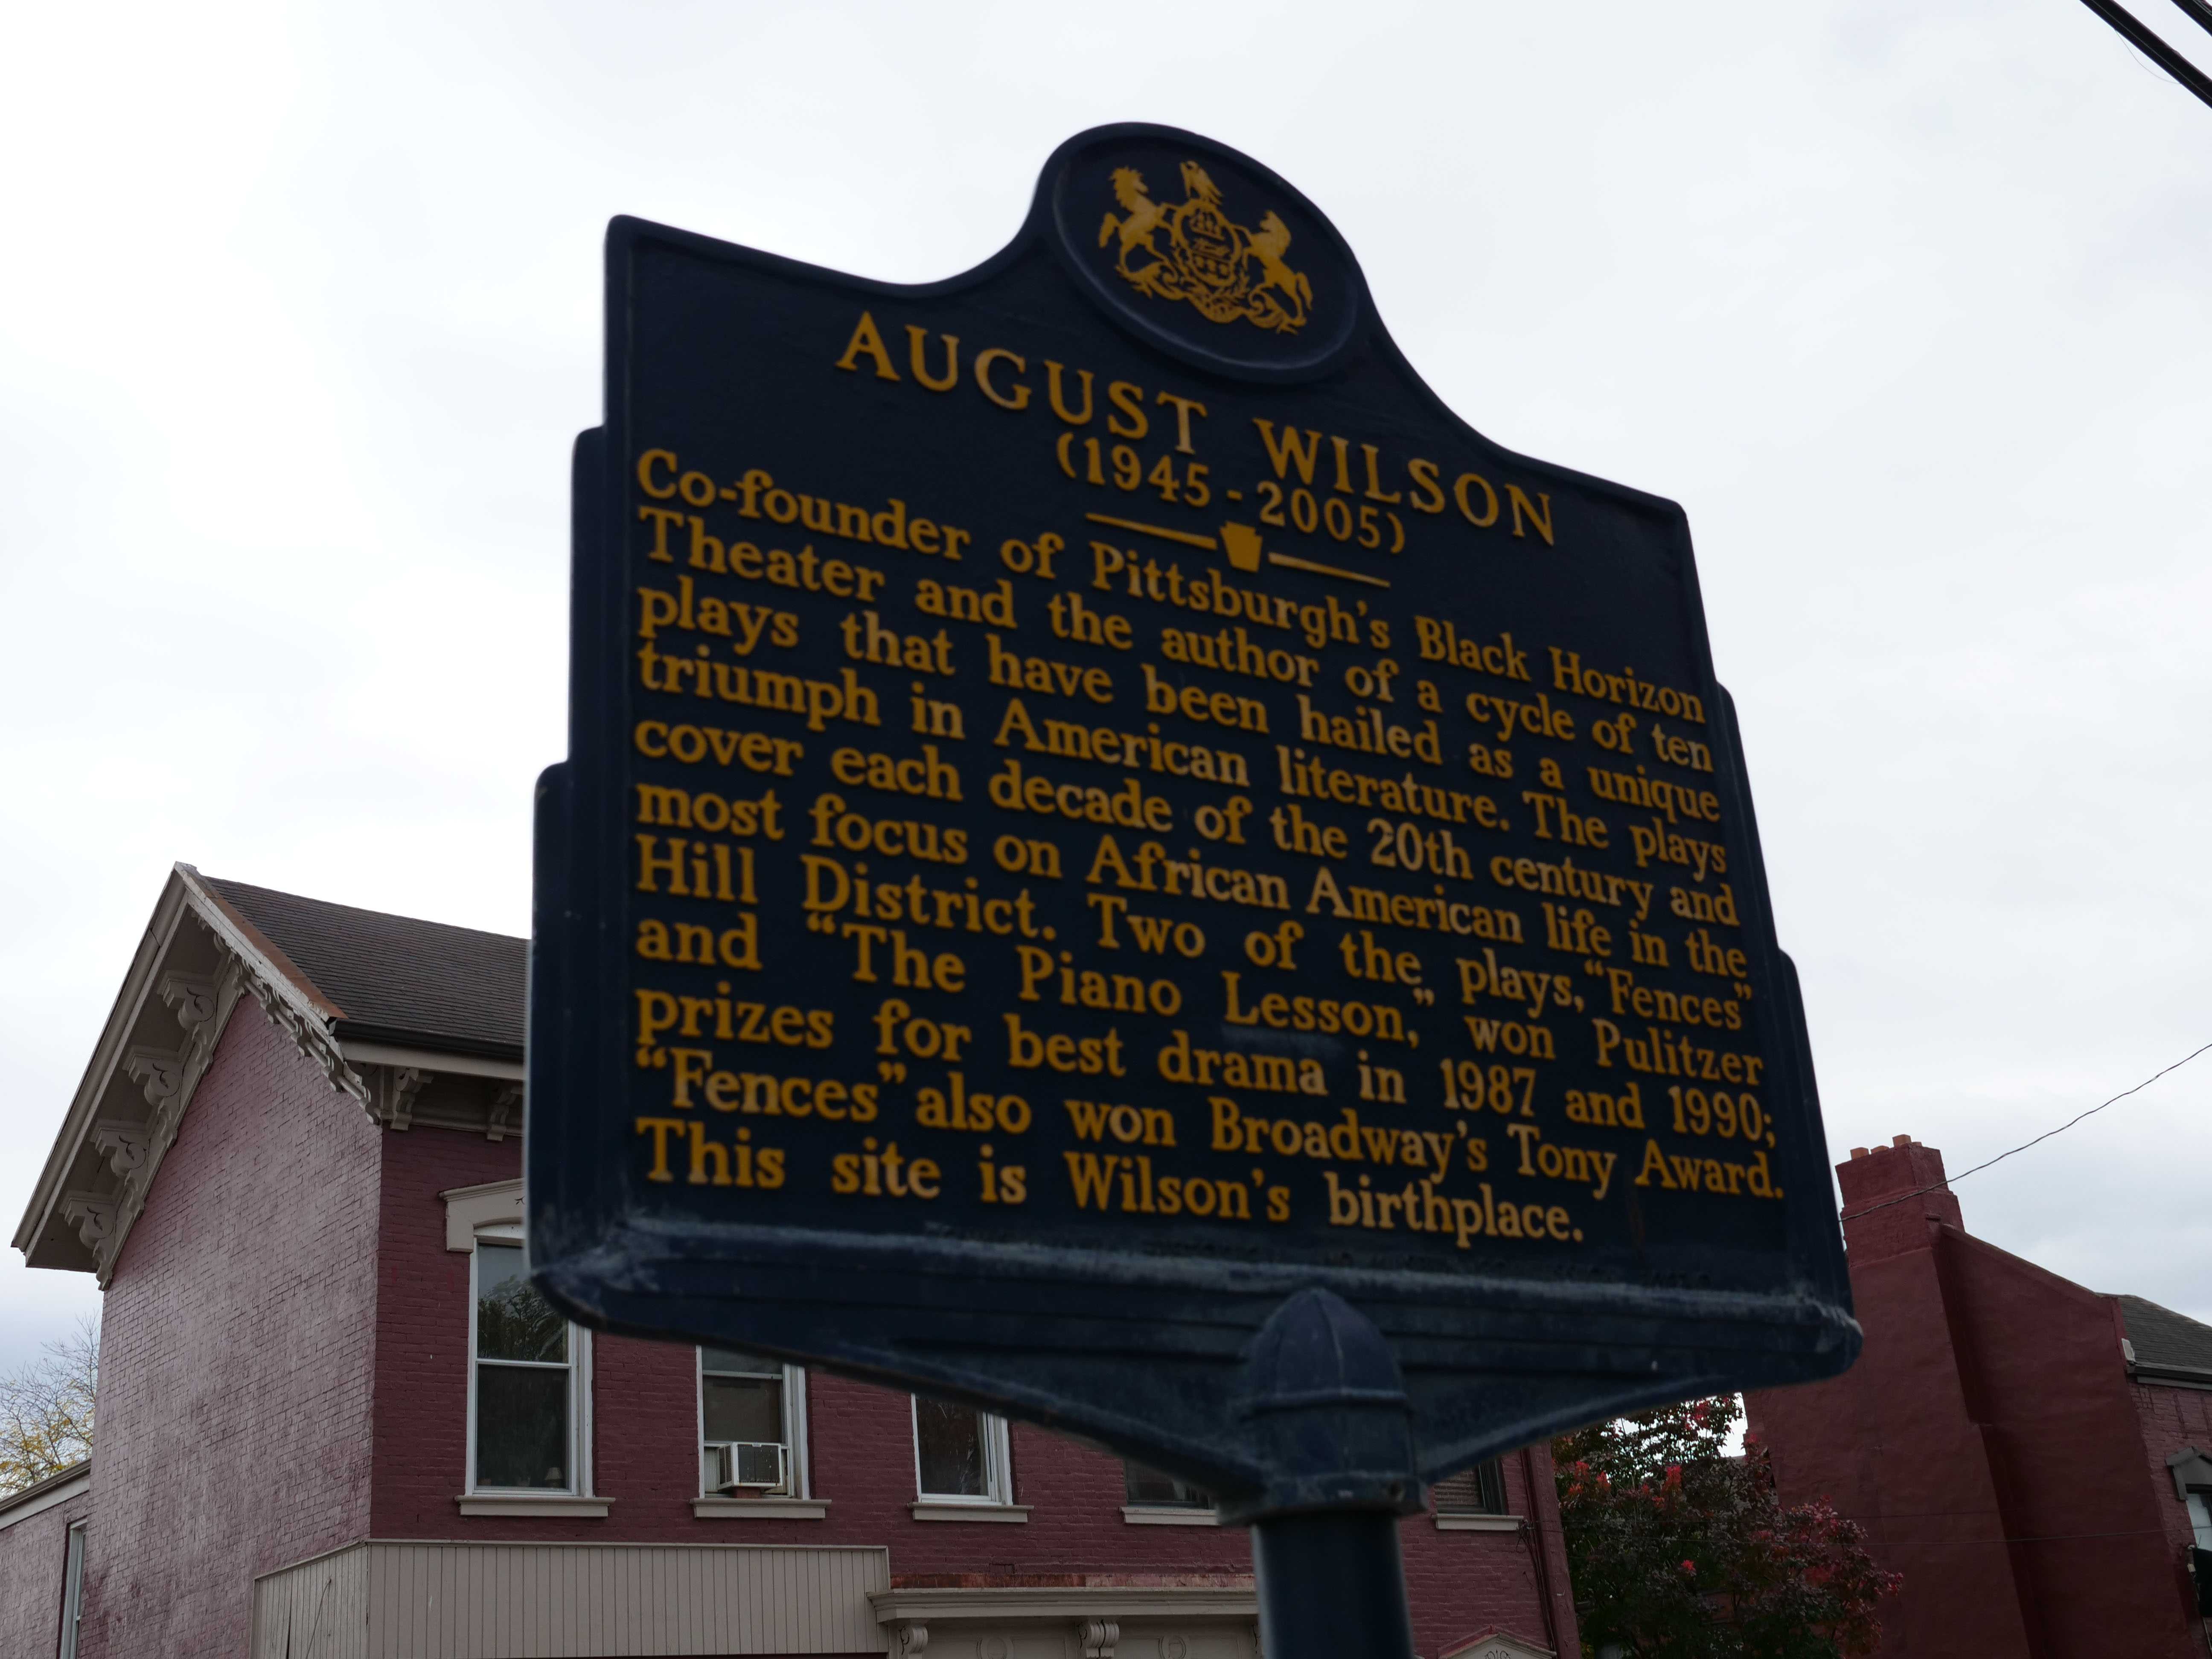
[2077,0,2212,110]
[2168,0,2212,43]
[1843,1039,2212,1218]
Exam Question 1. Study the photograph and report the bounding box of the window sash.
[697,1348,806,1498]
[911,1396,1010,1503]
[58,1522,86,1659]
[701,1345,783,1379]
[1433,1458,1510,1515]
[469,1237,586,1495]
[1124,1461,1211,1508]
[474,1240,567,1365]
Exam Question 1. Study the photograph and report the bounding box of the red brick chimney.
[1837,1134,1963,1261]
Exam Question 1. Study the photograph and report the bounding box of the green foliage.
[1554,1396,1899,1658]
[0,1319,97,1496]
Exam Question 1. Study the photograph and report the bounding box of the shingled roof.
[2116,1295,2212,1383]
[201,876,526,1060]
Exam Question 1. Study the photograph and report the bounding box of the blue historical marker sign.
[529,123,1858,1508]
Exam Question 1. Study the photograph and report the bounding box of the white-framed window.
[911,1395,1013,1504]
[467,1228,591,1494]
[2189,1491,2212,1549]
[699,1348,809,1499]
[58,1520,86,1659]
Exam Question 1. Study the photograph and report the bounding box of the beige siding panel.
[252,1543,370,1659]
[350,1540,888,1658]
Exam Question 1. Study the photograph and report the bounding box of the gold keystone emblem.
[1097,162,1313,335]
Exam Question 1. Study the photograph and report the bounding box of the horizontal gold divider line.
[1084,511,1220,550]
[1269,550,1389,589]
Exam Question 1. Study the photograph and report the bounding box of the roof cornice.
[869,1583,1259,1624]
[2131,1359,2212,1391]
[186,866,346,1024]
[17,864,536,1281]
[0,1461,90,1531]
[12,864,371,1282]
[178,864,368,1104]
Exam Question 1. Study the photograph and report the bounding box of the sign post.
[530,124,1858,1654]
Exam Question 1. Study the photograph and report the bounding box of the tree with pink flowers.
[1554,1396,1900,1657]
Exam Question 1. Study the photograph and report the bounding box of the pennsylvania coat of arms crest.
[1097,161,1314,335]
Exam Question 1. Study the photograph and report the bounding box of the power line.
[2077,0,2212,111]
[1844,1038,2212,1218]
[2167,0,2212,44]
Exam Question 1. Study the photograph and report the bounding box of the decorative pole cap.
[1222,1289,1421,1523]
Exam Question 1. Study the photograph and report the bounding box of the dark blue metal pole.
[1253,1512,1417,1659]
[1226,1290,1423,1659]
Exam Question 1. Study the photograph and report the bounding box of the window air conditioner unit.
[712,1441,787,1494]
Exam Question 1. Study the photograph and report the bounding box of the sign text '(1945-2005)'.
[611,315,1780,1266]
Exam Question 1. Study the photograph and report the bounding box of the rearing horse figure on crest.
[1098,169,1173,294]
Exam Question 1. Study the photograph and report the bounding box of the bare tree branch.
[0,1317,98,1495]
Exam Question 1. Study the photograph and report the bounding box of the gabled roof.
[201,877,524,1060]
[2116,1294,2212,1385]
[14,864,527,1282]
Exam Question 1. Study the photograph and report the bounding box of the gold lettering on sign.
[631,245,1801,1257]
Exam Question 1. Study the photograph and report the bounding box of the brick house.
[3,865,1580,1659]
[1746,1135,2212,1656]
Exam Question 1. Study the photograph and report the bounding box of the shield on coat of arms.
[1171,198,1251,317]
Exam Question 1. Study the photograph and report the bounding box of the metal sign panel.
[529,122,1857,1502]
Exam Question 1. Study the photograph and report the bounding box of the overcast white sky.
[4,0,2209,1379]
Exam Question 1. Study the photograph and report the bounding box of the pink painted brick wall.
[0,1481,92,1656]
[373,1122,1576,1653]
[76,1002,381,1659]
